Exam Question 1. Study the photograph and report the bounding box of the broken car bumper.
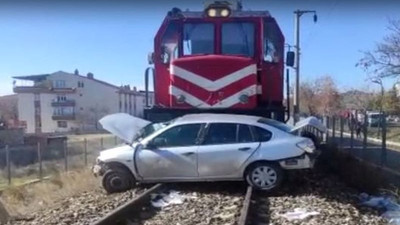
[279,152,320,170]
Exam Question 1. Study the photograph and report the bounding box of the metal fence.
[0,135,121,189]
[320,114,400,174]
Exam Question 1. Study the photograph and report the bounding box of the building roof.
[13,74,50,82]
[12,70,151,93]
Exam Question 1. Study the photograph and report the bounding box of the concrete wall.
[17,93,35,133]
[0,128,24,146]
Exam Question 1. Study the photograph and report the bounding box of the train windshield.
[183,23,215,55]
[222,22,255,57]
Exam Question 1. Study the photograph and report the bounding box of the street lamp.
[293,10,317,124]
[371,78,384,137]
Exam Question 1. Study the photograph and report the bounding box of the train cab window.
[183,23,215,55]
[222,22,255,57]
[161,21,179,64]
[263,21,283,63]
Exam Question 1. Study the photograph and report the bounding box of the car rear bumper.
[279,152,319,170]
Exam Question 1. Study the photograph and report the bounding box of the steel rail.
[92,184,163,225]
[237,185,253,225]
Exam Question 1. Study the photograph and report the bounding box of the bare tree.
[357,19,400,79]
[76,104,110,131]
[299,75,341,116]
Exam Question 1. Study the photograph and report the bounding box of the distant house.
[0,94,18,128]
[13,71,154,134]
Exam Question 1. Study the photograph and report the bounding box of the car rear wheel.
[102,167,135,194]
[246,162,283,191]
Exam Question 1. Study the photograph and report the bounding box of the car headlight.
[296,139,315,153]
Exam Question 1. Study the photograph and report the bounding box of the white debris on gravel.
[278,208,320,221]
[251,171,389,225]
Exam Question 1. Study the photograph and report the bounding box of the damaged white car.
[93,113,326,193]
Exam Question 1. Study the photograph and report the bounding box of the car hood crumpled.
[99,113,151,144]
[290,116,327,133]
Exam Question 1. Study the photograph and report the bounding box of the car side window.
[154,124,202,147]
[252,126,272,142]
[203,123,237,145]
[238,124,254,143]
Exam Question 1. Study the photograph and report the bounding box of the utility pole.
[293,10,317,124]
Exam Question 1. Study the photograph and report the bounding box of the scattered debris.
[150,190,184,208]
[278,208,320,221]
[360,192,400,224]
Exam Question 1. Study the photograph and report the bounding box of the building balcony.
[51,100,76,107]
[13,84,76,94]
[52,114,75,120]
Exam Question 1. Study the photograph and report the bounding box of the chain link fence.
[0,135,121,189]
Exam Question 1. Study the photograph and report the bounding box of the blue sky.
[0,0,399,96]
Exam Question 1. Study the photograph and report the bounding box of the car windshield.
[257,118,293,133]
[133,121,170,141]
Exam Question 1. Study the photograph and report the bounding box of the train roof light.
[205,6,231,18]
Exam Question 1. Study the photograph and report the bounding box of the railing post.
[350,118,354,152]
[101,137,104,150]
[6,145,11,185]
[114,136,117,145]
[340,117,344,147]
[363,112,368,159]
[325,116,329,143]
[37,142,42,180]
[64,140,68,172]
[381,113,387,166]
[332,116,336,141]
[84,138,88,166]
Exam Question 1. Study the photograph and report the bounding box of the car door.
[136,123,203,180]
[197,123,260,178]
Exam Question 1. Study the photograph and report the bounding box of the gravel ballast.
[248,171,388,225]
[8,188,143,225]
[7,172,390,225]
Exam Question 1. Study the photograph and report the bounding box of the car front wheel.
[246,162,283,191]
[102,167,135,194]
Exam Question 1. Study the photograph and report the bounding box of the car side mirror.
[286,51,295,67]
[153,137,167,146]
[147,137,167,149]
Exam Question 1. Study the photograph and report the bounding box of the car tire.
[245,162,283,191]
[102,167,135,194]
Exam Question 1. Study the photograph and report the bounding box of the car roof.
[174,113,262,125]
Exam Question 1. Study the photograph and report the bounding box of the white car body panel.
[290,116,326,133]
[96,113,325,183]
[99,113,151,144]
[197,141,260,178]
[136,146,198,180]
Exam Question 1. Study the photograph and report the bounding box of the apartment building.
[13,71,153,134]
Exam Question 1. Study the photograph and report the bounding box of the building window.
[57,121,68,128]
[77,81,85,88]
[54,107,74,115]
[79,94,83,97]
[56,95,67,102]
[54,80,66,88]
[80,107,84,111]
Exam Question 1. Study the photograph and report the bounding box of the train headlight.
[205,7,231,17]
[220,8,230,17]
[207,8,217,17]
[239,94,249,104]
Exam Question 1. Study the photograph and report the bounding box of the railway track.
[92,182,249,225]
[10,172,388,225]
